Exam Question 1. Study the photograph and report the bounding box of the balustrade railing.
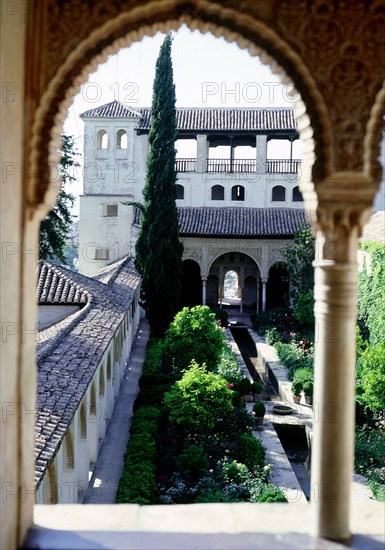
[175,158,196,172]
[265,159,301,174]
[175,157,301,174]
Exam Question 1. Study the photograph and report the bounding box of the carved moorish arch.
[364,79,385,185]
[26,3,334,224]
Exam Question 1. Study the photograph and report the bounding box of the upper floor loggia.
[80,101,303,208]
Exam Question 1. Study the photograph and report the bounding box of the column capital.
[307,172,377,264]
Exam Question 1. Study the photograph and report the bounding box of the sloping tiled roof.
[37,261,89,305]
[133,207,308,237]
[34,258,140,488]
[80,100,297,132]
[81,100,141,119]
[137,107,297,132]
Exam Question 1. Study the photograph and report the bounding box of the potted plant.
[252,401,266,430]
[303,380,313,405]
[291,379,303,404]
[251,380,263,402]
[238,378,252,402]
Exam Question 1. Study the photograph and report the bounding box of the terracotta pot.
[252,393,262,402]
[305,395,313,405]
[243,393,251,403]
[254,416,264,431]
[293,395,301,404]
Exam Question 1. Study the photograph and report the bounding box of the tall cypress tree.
[135,34,183,336]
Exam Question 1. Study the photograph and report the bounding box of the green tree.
[39,135,77,264]
[131,34,183,336]
[164,306,226,373]
[282,224,314,301]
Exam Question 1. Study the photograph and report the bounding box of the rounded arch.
[99,366,105,397]
[211,184,225,200]
[28,6,331,219]
[80,400,87,439]
[47,463,58,504]
[181,259,202,307]
[272,185,286,201]
[176,184,184,200]
[90,382,97,416]
[208,250,262,275]
[97,129,108,149]
[64,428,75,469]
[292,185,304,202]
[116,129,127,149]
[231,184,245,201]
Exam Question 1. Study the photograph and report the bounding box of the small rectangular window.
[95,248,110,260]
[102,204,118,217]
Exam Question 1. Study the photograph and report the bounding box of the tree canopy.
[133,34,183,336]
[39,135,77,264]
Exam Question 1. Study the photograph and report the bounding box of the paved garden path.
[83,318,150,504]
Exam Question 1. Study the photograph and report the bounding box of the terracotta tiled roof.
[81,100,297,132]
[81,100,141,119]
[37,261,89,305]
[34,258,140,488]
[133,207,308,237]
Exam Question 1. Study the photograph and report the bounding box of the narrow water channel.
[230,325,311,501]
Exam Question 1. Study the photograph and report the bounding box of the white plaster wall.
[373,130,385,212]
[78,195,134,276]
[80,116,304,275]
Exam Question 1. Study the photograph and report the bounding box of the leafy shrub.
[142,338,165,374]
[265,327,282,345]
[355,423,385,501]
[291,379,303,397]
[139,372,176,388]
[292,367,313,384]
[210,306,229,328]
[164,306,226,373]
[133,384,171,411]
[303,380,313,397]
[358,242,385,346]
[215,346,242,384]
[115,405,161,504]
[216,405,254,439]
[292,290,315,329]
[250,307,293,336]
[236,377,252,395]
[235,433,266,469]
[220,459,250,484]
[251,381,263,394]
[356,342,385,413]
[257,485,288,503]
[252,402,266,418]
[275,341,314,380]
[163,361,233,433]
[176,444,209,481]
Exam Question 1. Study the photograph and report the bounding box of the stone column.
[261,278,267,312]
[310,174,375,541]
[196,134,208,173]
[201,277,207,305]
[256,134,267,175]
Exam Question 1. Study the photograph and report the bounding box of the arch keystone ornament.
[310,171,378,541]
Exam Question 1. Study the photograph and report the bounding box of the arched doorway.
[181,260,202,307]
[209,252,260,313]
[266,262,289,310]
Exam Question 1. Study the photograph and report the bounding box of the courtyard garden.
[116,306,287,505]
[249,233,385,502]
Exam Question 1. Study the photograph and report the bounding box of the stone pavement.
[83,318,150,504]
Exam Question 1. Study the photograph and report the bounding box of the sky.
[63,25,302,210]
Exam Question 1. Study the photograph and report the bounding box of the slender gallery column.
[201,277,207,305]
[196,134,208,173]
[310,177,374,541]
[261,278,267,312]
